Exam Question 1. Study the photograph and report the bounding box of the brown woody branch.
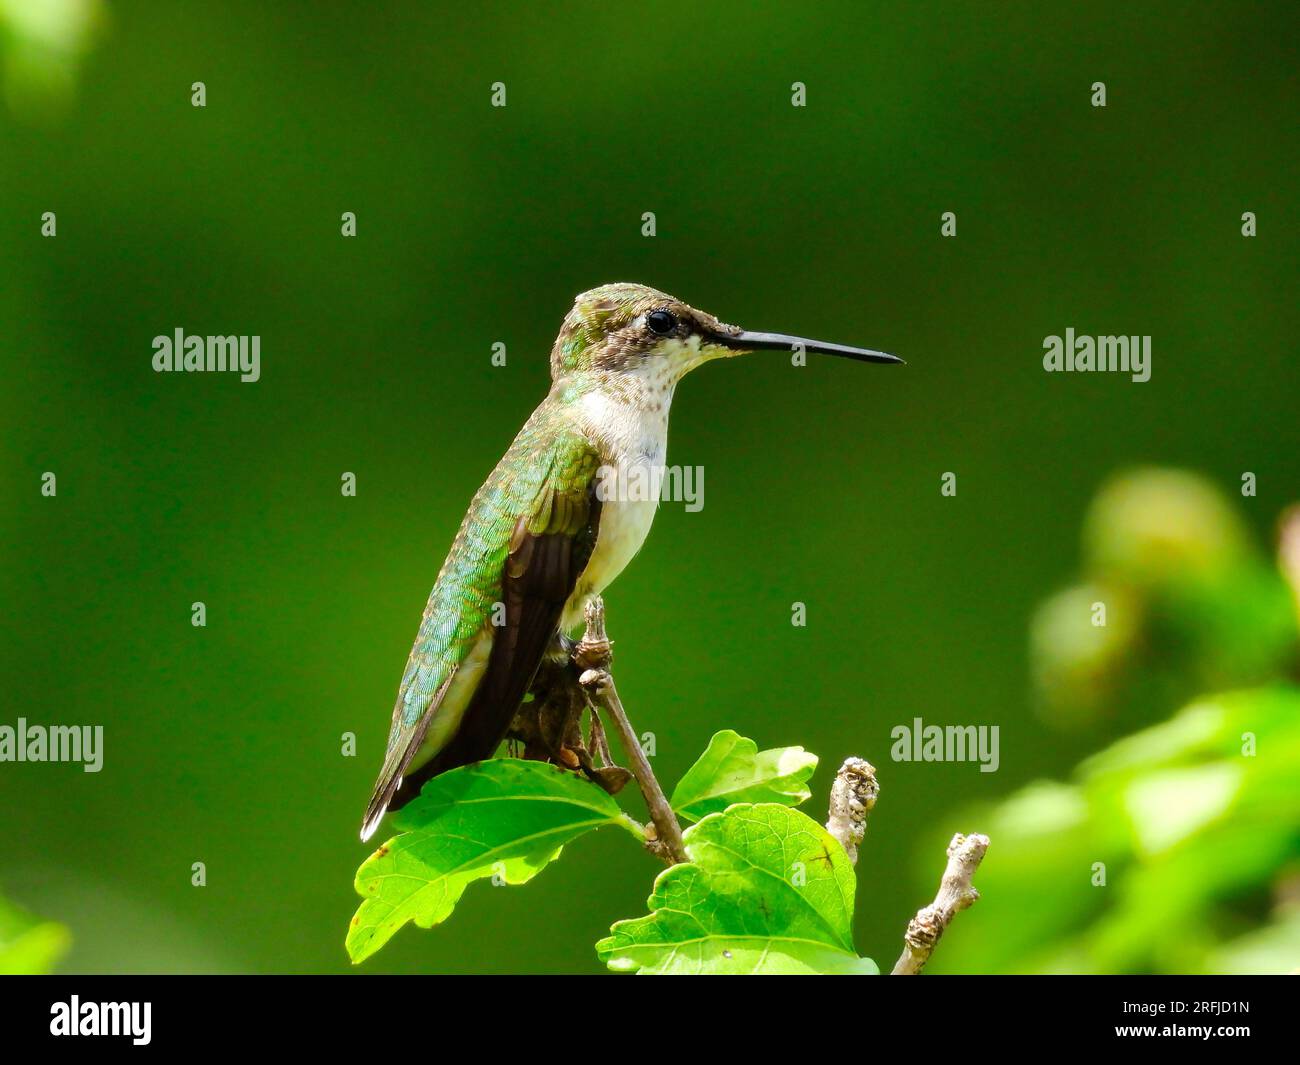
[574,598,688,866]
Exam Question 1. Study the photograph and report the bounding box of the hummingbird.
[361,283,901,841]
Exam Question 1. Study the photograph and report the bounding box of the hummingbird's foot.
[517,610,633,796]
[585,763,633,795]
[569,711,633,794]
[586,704,615,768]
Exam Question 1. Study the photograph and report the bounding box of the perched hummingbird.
[361,283,900,840]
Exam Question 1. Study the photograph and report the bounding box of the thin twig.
[587,704,615,768]
[891,832,989,975]
[574,597,688,866]
[824,757,879,865]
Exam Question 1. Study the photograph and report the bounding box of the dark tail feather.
[387,673,532,811]
[359,692,441,842]
[388,539,573,811]
[388,736,485,812]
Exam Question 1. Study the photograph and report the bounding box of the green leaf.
[0,892,70,975]
[597,803,877,974]
[669,729,818,822]
[347,759,639,963]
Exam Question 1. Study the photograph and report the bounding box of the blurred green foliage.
[1033,470,1298,728]
[937,472,1300,974]
[0,0,103,118]
[0,887,70,974]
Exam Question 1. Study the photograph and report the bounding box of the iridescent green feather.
[390,406,599,742]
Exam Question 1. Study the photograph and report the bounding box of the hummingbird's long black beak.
[715,329,903,365]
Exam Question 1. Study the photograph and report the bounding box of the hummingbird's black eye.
[646,309,677,336]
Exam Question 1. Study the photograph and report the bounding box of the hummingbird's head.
[550,282,901,385]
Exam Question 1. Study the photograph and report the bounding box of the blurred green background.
[1,1,1296,974]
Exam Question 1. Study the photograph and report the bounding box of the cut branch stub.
[824,757,879,865]
[573,598,612,671]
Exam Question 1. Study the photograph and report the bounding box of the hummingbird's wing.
[361,424,602,840]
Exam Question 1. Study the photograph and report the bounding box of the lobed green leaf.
[347,759,638,963]
[597,802,876,974]
[670,729,818,822]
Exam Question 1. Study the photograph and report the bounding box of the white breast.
[562,388,670,630]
